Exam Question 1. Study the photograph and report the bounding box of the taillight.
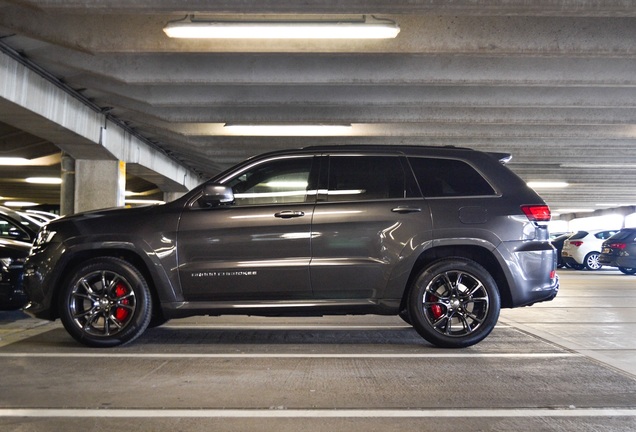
[570,241,584,247]
[609,242,627,250]
[521,205,551,222]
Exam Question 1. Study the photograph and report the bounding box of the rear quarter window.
[408,157,496,197]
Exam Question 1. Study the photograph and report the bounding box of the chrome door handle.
[274,210,305,219]
[391,207,422,214]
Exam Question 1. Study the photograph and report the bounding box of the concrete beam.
[3,9,636,56]
[14,0,636,17]
[0,49,201,192]
[72,81,636,109]
[29,51,636,86]
[117,105,636,124]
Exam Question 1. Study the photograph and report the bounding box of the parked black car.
[0,206,39,310]
[599,228,636,275]
[24,145,559,348]
[550,232,572,268]
[0,238,31,310]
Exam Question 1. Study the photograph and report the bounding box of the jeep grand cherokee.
[24,145,559,348]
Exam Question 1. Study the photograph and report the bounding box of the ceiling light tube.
[164,16,400,39]
[527,181,569,189]
[0,157,29,165]
[25,177,62,185]
[4,201,39,208]
[224,124,352,136]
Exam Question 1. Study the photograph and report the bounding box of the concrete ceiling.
[1,0,636,217]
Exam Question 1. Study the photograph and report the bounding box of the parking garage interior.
[1,1,636,430]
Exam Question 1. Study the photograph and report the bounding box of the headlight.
[30,228,57,254]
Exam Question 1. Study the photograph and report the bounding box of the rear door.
[309,153,431,300]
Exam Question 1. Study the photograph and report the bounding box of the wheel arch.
[49,246,167,322]
[399,244,513,311]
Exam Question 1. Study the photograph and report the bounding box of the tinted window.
[226,157,314,206]
[326,156,406,202]
[595,230,618,240]
[609,229,636,242]
[408,157,496,197]
[0,216,31,242]
[569,231,588,240]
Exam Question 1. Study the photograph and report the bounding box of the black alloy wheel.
[59,257,152,347]
[408,258,501,348]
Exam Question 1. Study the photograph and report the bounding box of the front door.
[177,155,317,302]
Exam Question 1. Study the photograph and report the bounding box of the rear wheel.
[619,266,636,275]
[584,252,602,270]
[408,258,500,348]
[59,257,152,347]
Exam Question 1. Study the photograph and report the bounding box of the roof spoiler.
[488,152,512,165]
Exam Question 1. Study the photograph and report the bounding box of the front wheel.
[408,258,501,348]
[59,257,152,347]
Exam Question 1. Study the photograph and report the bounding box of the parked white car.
[562,229,619,270]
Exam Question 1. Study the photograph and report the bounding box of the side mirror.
[199,184,235,208]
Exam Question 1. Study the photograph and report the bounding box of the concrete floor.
[0,269,635,431]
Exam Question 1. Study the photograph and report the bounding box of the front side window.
[408,157,496,197]
[326,156,406,202]
[225,157,314,206]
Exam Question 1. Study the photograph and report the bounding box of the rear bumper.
[599,254,636,269]
[499,241,559,307]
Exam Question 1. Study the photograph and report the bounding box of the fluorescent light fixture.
[4,201,38,208]
[25,177,62,185]
[224,124,352,136]
[0,157,29,165]
[0,154,61,166]
[561,163,636,169]
[164,15,399,39]
[125,199,165,205]
[527,181,569,189]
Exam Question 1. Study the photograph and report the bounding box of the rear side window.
[326,156,406,202]
[609,229,636,242]
[595,230,618,240]
[408,157,496,197]
[569,231,588,240]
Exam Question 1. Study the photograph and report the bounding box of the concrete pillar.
[60,152,75,216]
[74,159,126,213]
[163,191,186,203]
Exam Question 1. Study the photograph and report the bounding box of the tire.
[584,252,602,271]
[618,267,636,275]
[59,257,152,347]
[408,258,501,348]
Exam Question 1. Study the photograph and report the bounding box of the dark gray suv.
[24,145,558,348]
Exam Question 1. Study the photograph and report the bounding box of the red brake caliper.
[114,283,130,321]
[430,295,444,319]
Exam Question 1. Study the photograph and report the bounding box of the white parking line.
[0,352,577,359]
[0,407,634,418]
